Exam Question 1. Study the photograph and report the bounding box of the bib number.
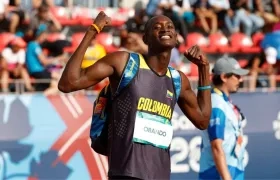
[133,111,173,149]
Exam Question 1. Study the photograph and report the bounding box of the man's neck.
[146,49,172,75]
[215,85,230,97]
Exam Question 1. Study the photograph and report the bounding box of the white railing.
[2,75,280,94]
[20,0,118,9]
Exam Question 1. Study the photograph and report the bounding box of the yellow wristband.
[91,24,101,33]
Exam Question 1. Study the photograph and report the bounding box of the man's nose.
[160,25,170,32]
[239,76,243,82]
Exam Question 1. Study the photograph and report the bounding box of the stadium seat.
[238,59,248,68]
[71,7,93,26]
[230,32,260,53]
[50,6,76,25]
[208,33,237,53]
[186,32,208,47]
[185,33,215,53]
[64,32,85,53]
[252,32,265,46]
[96,33,118,53]
[189,63,199,77]
[0,33,15,51]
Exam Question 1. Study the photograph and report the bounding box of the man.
[29,4,62,34]
[58,11,211,180]
[199,57,249,180]
[1,37,34,92]
[26,24,65,95]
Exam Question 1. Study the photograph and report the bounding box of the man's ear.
[142,34,148,45]
[220,73,228,83]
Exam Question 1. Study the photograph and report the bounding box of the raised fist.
[184,45,209,67]
[93,11,111,31]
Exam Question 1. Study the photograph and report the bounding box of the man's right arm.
[58,11,128,93]
[211,139,232,180]
[208,107,232,180]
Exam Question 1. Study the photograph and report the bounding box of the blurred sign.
[0,93,280,179]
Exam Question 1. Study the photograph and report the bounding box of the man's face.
[39,10,49,20]
[11,45,20,52]
[144,16,177,49]
[224,74,243,93]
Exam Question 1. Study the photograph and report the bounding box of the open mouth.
[159,35,172,40]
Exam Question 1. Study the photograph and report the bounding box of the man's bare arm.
[177,70,211,130]
[58,11,128,93]
[211,139,232,180]
[177,45,211,130]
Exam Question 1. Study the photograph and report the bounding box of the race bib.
[133,111,173,149]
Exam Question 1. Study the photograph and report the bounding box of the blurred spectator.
[159,0,188,39]
[209,0,230,22]
[261,31,280,60]
[146,0,162,17]
[81,39,106,69]
[246,48,277,92]
[122,9,148,34]
[0,0,10,33]
[171,0,195,27]
[26,4,71,57]
[255,0,280,24]
[7,0,26,36]
[232,0,264,36]
[194,0,218,34]
[224,3,239,35]
[0,0,26,35]
[1,37,34,93]
[25,24,65,95]
[119,32,148,56]
[29,4,62,35]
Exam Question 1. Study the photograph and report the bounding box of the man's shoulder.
[211,93,227,108]
[109,50,130,59]
[27,41,40,50]
[103,51,131,72]
[27,41,36,47]
[2,47,11,55]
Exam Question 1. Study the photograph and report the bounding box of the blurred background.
[0,0,280,180]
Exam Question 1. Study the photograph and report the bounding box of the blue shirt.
[261,31,280,59]
[146,0,160,16]
[26,41,45,74]
[199,88,246,180]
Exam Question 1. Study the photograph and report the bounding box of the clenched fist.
[90,11,111,32]
[184,45,209,67]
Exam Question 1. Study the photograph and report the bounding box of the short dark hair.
[38,4,49,13]
[212,73,234,86]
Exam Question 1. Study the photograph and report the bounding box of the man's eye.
[167,25,174,29]
[154,26,161,29]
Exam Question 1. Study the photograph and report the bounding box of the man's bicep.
[82,51,129,86]
[178,72,200,112]
[82,59,114,84]
[208,108,226,141]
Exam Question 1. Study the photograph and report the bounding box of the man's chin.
[230,88,239,94]
[158,42,175,49]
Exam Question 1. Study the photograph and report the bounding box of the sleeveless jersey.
[107,53,181,179]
